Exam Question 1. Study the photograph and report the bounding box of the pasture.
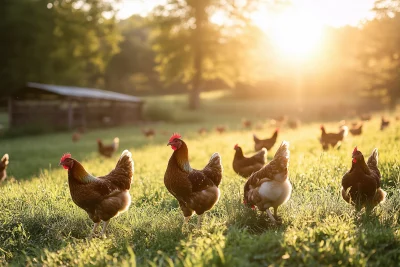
[1,94,400,266]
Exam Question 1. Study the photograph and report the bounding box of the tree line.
[0,0,399,109]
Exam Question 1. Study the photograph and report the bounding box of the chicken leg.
[197,214,203,228]
[266,209,277,224]
[100,220,110,238]
[89,222,100,239]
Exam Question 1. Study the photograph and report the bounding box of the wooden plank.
[67,99,74,130]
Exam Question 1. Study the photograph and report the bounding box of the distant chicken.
[380,116,390,131]
[164,133,223,227]
[360,114,372,121]
[198,127,207,135]
[341,147,386,211]
[320,125,348,150]
[242,119,252,129]
[72,132,81,143]
[349,123,363,136]
[275,115,287,123]
[287,119,300,129]
[243,141,291,224]
[253,128,279,151]
[0,154,9,183]
[396,115,400,121]
[97,137,119,157]
[233,145,266,178]
[216,126,226,134]
[142,129,155,138]
[59,150,134,238]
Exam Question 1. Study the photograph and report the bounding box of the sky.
[115,0,377,27]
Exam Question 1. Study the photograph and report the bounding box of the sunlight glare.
[270,11,322,59]
[253,9,323,60]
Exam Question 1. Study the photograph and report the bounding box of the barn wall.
[9,98,143,131]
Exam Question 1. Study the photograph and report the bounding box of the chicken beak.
[167,142,172,146]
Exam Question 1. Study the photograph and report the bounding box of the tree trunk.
[188,1,207,110]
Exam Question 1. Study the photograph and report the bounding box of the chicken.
[360,114,372,121]
[233,144,266,178]
[72,132,81,143]
[253,128,279,151]
[242,119,252,129]
[274,115,287,123]
[59,150,134,238]
[287,119,300,130]
[0,154,9,183]
[142,129,155,138]
[97,137,119,157]
[380,116,390,131]
[164,133,223,228]
[216,126,226,134]
[341,147,386,211]
[243,141,291,224]
[198,127,207,135]
[349,123,363,136]
[320,125,348,150]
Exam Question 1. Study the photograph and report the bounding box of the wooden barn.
[9,82,144,130]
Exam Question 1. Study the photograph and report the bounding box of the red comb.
[320,125,324,129]
[234,144,239,149]
[169,133,181,143]
[275,128,280,132]
[60,153,71,162]
[353,146,358,153]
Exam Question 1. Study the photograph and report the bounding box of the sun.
[253,9,323,60]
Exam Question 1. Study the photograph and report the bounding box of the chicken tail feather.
[340,125,349,138]
[1,154,9,165]
[113,150,134,187]
[113,137,120,150]
[203,153,223,186]
[367,148,378,168]
[253,134,260,142]
[274,141,290,160]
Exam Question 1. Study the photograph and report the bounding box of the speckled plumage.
[0,154,9,183]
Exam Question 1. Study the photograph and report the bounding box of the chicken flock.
[1,115,394,239]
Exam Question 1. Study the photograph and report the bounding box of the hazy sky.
[116,0,376,27]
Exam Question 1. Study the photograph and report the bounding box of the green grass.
[1,95,400,266]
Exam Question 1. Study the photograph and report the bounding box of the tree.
[0,0,120,95]
[150,0,261,109]
[360,0,400,106]
[105,15,160,95]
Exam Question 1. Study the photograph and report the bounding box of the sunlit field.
[1,95,399,266]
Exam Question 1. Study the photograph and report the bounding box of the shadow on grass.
[355,212,400,265]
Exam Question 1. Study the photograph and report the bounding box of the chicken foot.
[89,222,100,240]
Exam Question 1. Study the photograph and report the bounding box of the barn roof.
[24,82,143,103]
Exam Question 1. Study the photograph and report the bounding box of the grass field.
[1,94,400,266]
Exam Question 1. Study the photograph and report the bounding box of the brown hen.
[253,128,279,151]
[233,145,266,178]
[320,125,348,150]
[164,133,223,228]
[97,137,119,157]
[60,150,134,238]
[341,147,386,211]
